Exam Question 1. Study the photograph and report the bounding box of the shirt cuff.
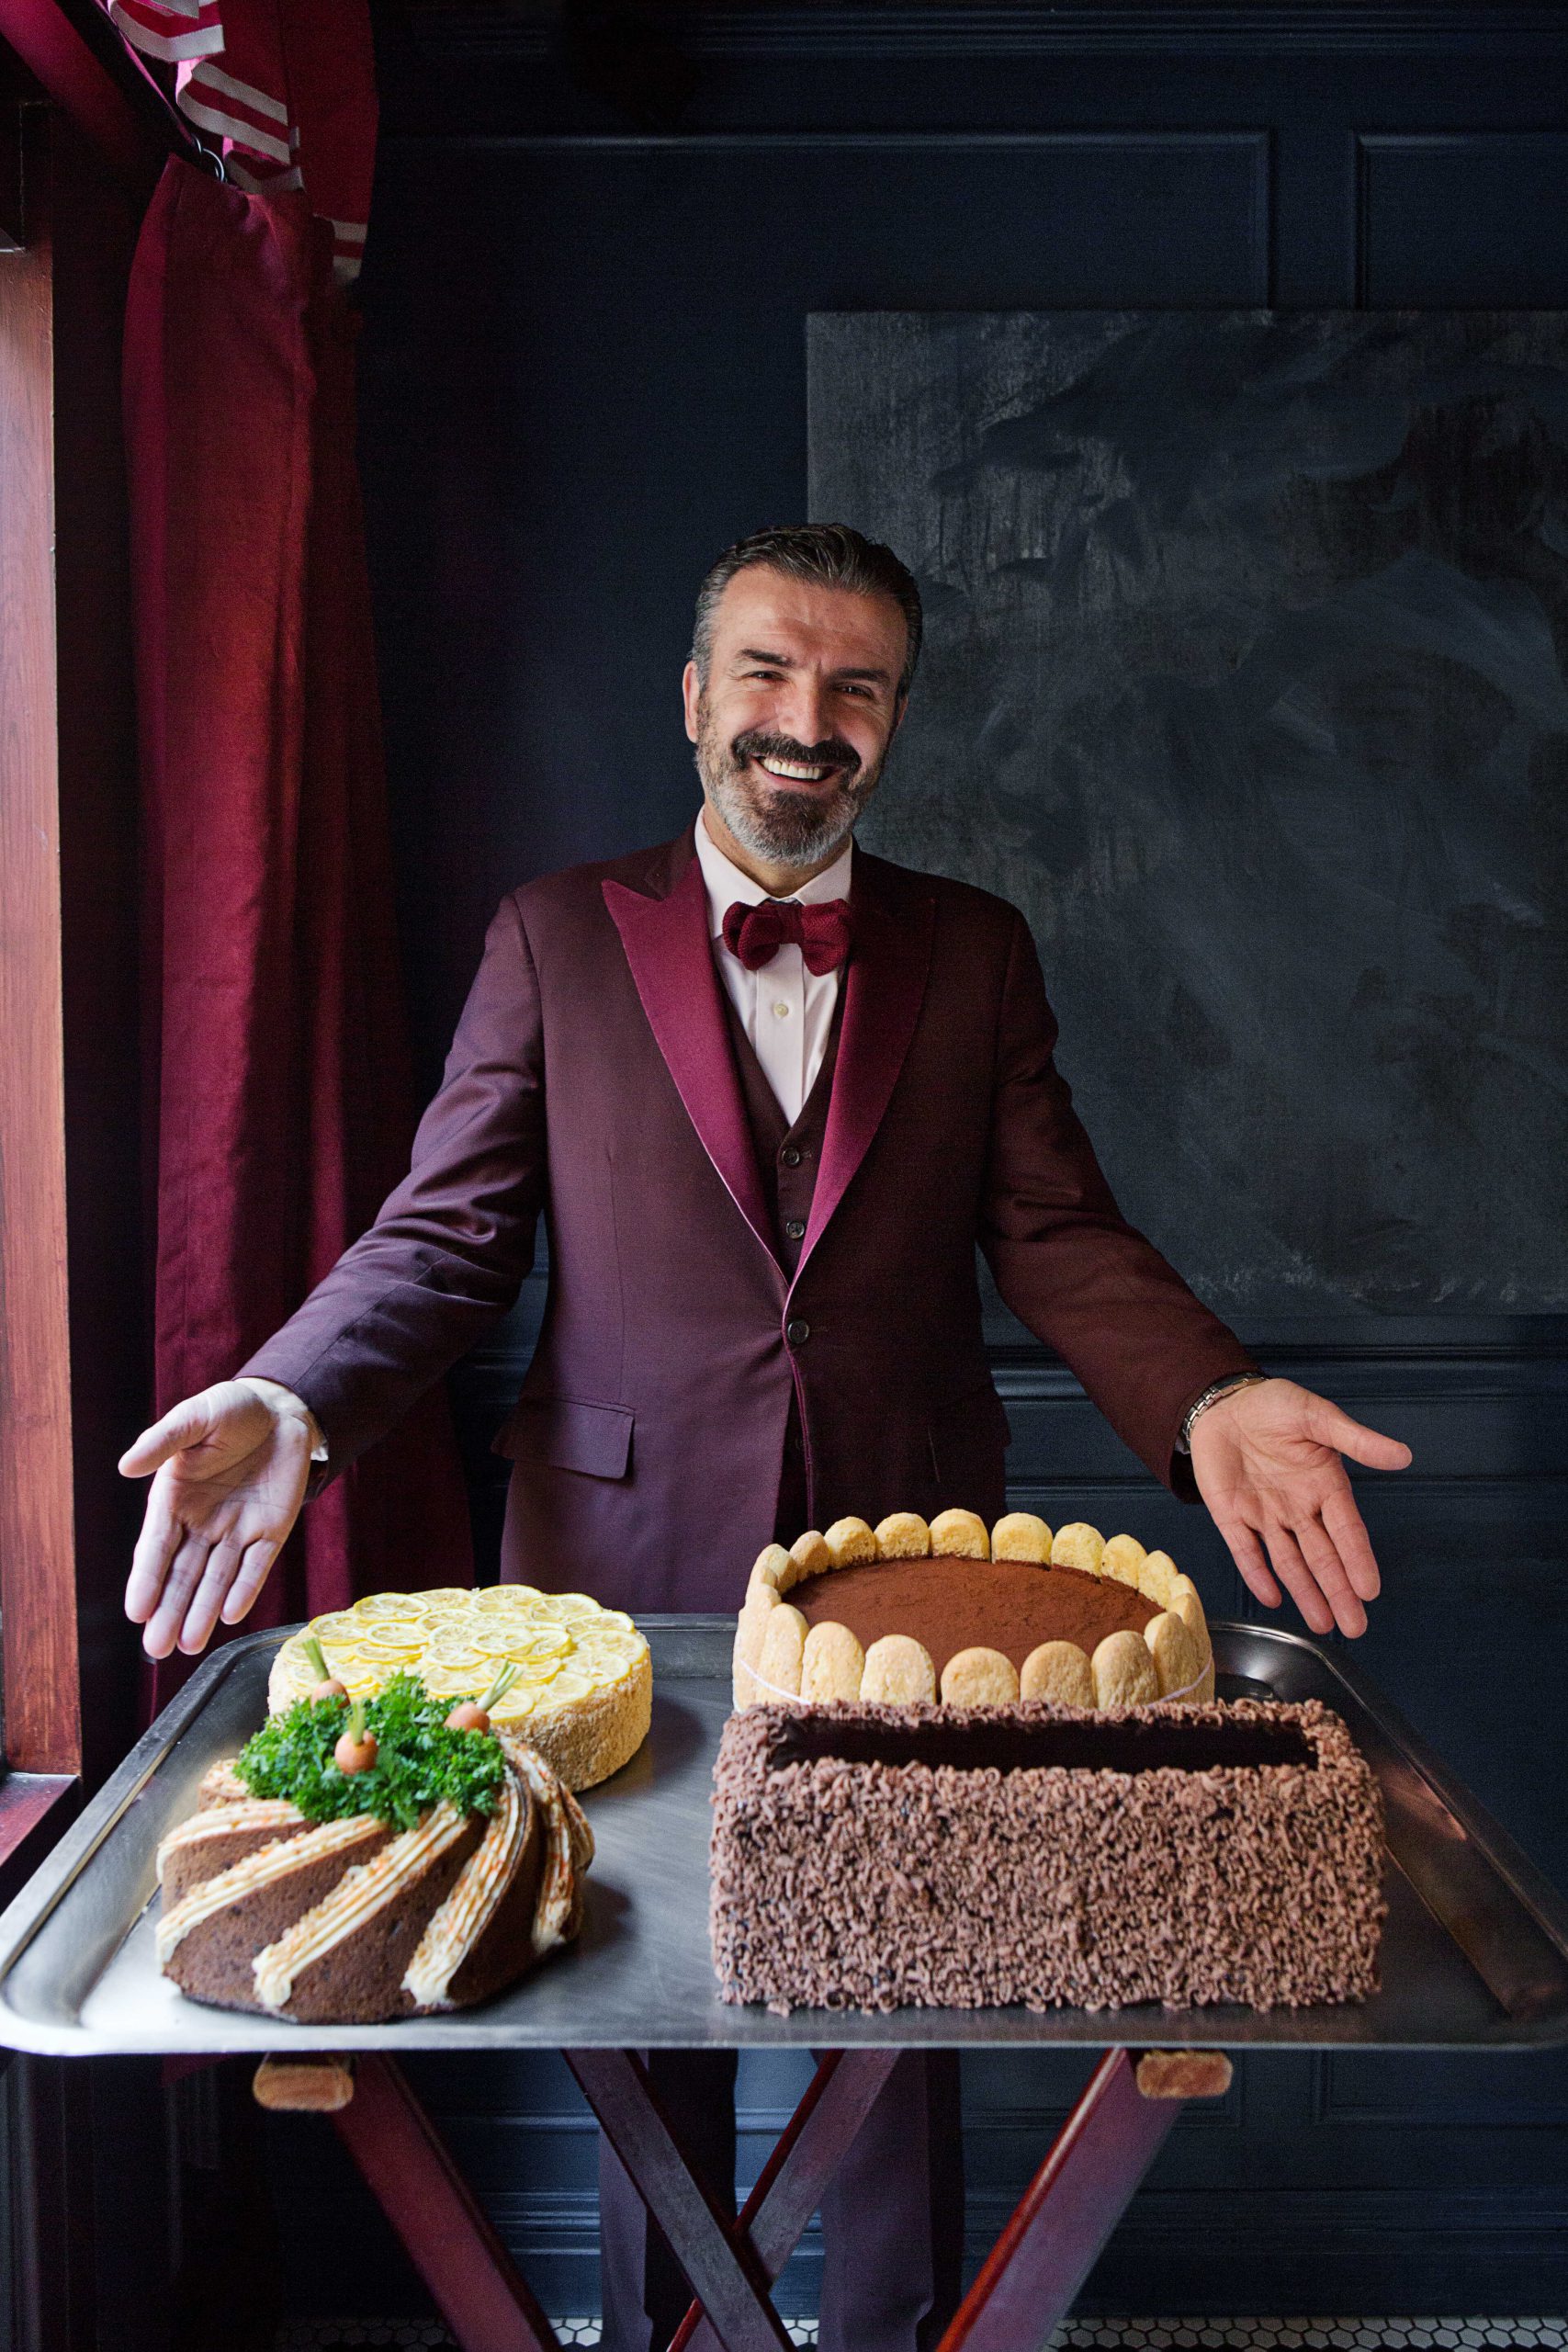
[234,1376,328,1464]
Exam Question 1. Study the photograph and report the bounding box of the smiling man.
[122,523,1410,2352]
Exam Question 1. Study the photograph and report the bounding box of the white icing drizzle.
[401,1769,527,2010]
[502,1738,577,1958]
[156,1801,305,1883]
[155,1815,385,1965]
[251,1802,470,2015]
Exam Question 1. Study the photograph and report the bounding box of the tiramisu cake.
[157,1675,593,2023]
[733,1510,1213,1713]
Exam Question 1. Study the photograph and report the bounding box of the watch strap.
[1177,1370,1269,1453]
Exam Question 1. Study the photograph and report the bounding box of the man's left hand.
[1189,1376,1412,1637]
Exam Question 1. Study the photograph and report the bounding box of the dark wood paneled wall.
[264,1,1568,2323]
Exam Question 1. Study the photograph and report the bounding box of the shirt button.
[784,1218,806,1240]
[786,1317,810,1346]
[780,1147,802,1168]
[772,1000,791,1020]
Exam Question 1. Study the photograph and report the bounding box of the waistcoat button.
[784,1218,806,1240]
[780,1146,802,1168]
[786,1317,810,1346]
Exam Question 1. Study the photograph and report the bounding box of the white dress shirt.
[694,808,853,1125]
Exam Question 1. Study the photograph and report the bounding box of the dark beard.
[695,713,886,866]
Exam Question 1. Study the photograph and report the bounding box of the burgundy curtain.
[121,147,472,1691]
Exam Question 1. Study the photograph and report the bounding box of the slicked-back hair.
[691,524,922,701]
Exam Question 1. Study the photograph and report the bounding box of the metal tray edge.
[3,1615,1566,2054]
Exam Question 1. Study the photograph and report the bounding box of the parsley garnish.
[237,1672,506,1831]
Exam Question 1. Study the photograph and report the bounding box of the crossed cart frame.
[256,2036,1221,2352]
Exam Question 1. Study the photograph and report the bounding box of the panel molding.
[381,128,1271,157]
[454,1328,1568,1419]
[1312,2050,1568,2129]
[407,6,1568,62]
[467,2179,1568,2267]
[1356,129,1568,301]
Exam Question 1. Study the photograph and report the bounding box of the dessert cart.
[2,1617,1566,2352]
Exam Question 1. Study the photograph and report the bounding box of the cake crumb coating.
[710,1697,1385,2015]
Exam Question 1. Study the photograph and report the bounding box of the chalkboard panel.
[808,311,1568,1312]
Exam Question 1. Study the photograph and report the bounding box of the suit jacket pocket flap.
[492,1396,634,1479]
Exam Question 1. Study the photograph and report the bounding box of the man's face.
[683,565,908,870]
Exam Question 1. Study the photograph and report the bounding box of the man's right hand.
[120,1379,318,1658]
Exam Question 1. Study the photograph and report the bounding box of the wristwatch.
[1176,1370,1269,1454]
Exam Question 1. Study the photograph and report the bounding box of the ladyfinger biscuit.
[733,1586,780,1705]
[1020,1640,1096,1707]
[874,1512,931,1561]
[824,1516,877,1567]
[1144,1609,1202,1699]
[1137,1550,1179,1606]
[757,1603,808,1699]
[750,1544,795,1598]
[861,1633,937,1703]
[1168,1577,1211,1665]
[800,1620,865,1704]
[1100,1532,1147,1588]
[930,1508,989,1560]
[789,1530,834,1579]
[940,1645,1020,1706]
[1051,1521,1106,1576]
[1091,1628,1160,1709]
[991,1511,1053,1564]
[732,1623,757,1710]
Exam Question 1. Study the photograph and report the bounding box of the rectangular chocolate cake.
[710,1698,1385,2013]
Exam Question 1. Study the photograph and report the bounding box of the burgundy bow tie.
[722,897,853,976]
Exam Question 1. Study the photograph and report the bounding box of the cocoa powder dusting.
[793,1555,1156,1676]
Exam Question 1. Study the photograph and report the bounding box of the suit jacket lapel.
[797,854,933,1279]
[603,839,776,1265]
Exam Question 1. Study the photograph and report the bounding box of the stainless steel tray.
[2,1618,1565,2054]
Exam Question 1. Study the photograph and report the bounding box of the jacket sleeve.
[978,909,1258,1494]
[238,892,547,1486]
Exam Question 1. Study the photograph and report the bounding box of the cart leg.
[669,2048,902,2352]
[331,2053,562,2352]
[565,2047,795,2352]
[937,2048,1195,2352]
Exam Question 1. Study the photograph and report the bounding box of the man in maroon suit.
[122,524,1410,2351]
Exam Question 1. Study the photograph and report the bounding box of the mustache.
[729,729,862,777]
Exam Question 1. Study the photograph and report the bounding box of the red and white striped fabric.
[102,0,373,284]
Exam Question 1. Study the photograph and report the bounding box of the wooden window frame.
[0,95,82,1815]
[0,69,160,1894]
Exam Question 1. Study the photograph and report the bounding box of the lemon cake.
[269,1585,651,1791]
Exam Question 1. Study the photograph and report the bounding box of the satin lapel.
[602,851,776,1264]
[796,858,934,1277]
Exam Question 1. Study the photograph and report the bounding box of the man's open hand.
[120,1379,316,1657]
[1190,1376,1411,1637]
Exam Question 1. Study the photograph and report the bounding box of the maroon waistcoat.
[715,962,844,1282]
[716,960,846,1536]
